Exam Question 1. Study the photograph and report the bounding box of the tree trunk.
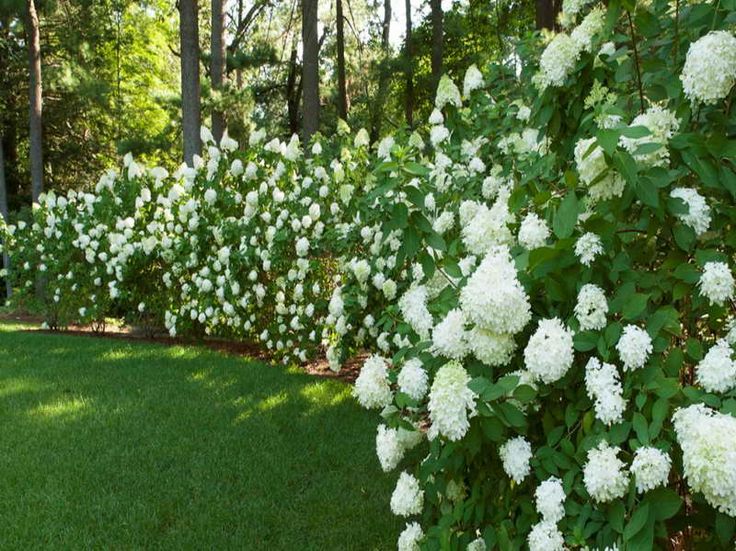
[301,0,319,142]
[369,0,391,142]
[0,139,11,299]
[26,0,43,203]
[404,0,413,128]
[179,0,202,165]
[211,0,226,143]
[429,0,443,92]
[335,0,347,121]
[286,39,301,135]
[535,0,557,30]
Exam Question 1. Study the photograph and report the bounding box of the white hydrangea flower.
[518,213,550,250]
[698,262,734,306]
[435,74,462,109]
[460,195,514,255]
[619,105,680,168]
[391,472,424,517]
[536,33,581,89]
[431,308,470,359]
[528,521,565,551]
[376,424,405,472]
[524,318,575,384]
[574,283,608,331]
[463,64,484,97]
[680,31,736,105]
[585,357,626,425]
[616,325,652,371]
[725,317,736,346]
[559,0,594,27]
[631,446,671,493]
[427,361,477,441]
[466,538,486,551]
[354,128,370,147]
[469,328,517,366]
[696,340,736,393]
[574,232,604,266]
[673,404,736,515]
[397,522,424,551]
[583,441,629,503]
[460,246,531,335]
[570,6,606,52]
[354,355,392,409]
[398,358,429,401]
[670,187,711,236]
[574,138,625,203]
[499,436,532,483]
[535,476,566,523]
[399,285,434,339]
[378,136,395,160]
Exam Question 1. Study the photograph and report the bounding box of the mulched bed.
[0,311,363,383]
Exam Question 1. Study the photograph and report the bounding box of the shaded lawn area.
[0,324,399,549]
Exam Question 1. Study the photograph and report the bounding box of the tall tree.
[286,37,301,135]
[211,0,227,143]
[301,0,319,141]
[369,0,391,142]
[404,0,413,128]
[0,139,10,299]
[26,0,42,202]
[335,0,347,121]
[179,0,202,164]
[429,0,443,91]
[535,0,558,30]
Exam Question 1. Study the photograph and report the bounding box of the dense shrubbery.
[3,0,736,548]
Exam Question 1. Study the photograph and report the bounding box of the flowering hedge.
[3,0,736,548]
[345,0,736,549]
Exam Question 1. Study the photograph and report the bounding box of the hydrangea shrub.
[2,0,736,548]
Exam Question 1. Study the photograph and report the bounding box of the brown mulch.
[0,311,362,384]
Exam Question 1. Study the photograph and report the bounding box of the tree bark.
[369,0,391,142]
[335,0,347,121]
[179,0,202,165]
[26,0,43,203]
[535,0,557,30]
[0,139,11,299]
[286,39,301,135]
[301,0,320,142]
[211,0,227,143]
[404,0,413,128]
[429,0,443,92]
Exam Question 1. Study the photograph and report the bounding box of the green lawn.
[0,323,398,549]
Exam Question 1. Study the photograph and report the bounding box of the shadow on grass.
[0,327,400,550]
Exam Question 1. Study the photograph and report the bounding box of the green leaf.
[622,294,649,320]
[403,161,431,176]
[613,150,639,186]
[553,191,579,239]
[648,488,682,520]
[574,331,598,351]
[716,512,736,546]
[632,412,649,444]
[608,501,625,533]
[513,384,537,404]
[596,128,621,156]
[624,503,650,541]
[673,224,695,252]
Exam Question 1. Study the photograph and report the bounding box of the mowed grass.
[0,324,399,549]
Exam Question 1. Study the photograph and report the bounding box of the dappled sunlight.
[0,378,43,398]
[299,382,352,411]
[257,391,289,412]
[29,396,91,419]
